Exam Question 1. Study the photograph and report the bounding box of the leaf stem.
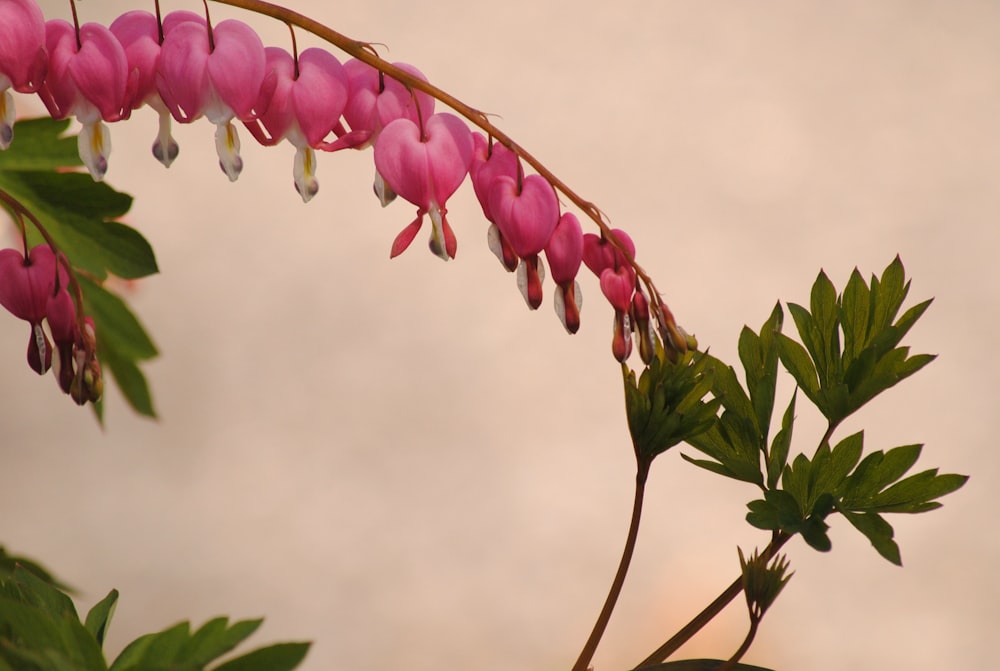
[571,457,651,671]
[632,532,790,669]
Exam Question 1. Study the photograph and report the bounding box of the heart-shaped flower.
[0,0,47,149]
[373,112,473,260]
[486,174,559,259]
[245,46,349,201]
[156,17,265,180]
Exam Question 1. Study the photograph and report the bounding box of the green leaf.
[181,618,263,668]
[738,302,783,444]
[84,590,118,648]
[841,510,901,565]
[0,171,156,281]
[641,660,777,671]
[776,334,819,401]
[0,548,72,592]
[211,642,311,671]
[0,118,80,171]
[766,391,795,490]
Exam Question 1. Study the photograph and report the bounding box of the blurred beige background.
[3,1,997,669]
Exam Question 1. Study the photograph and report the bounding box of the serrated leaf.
[84,590,118,647]
[841,268,870,363]
[211,642,311,671]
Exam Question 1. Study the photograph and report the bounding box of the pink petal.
[205,19,265,122]
[156,20,211,122]
[343,60,435,141]
[470,132,519,222]
[0,0,46,92]
[487,173,559,258]
[68,23,129,122]
[544,212,584,284]
[599,266,636,313]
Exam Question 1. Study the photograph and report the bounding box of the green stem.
[716,616,759,671]
[632,532,790,669]
[571,457,651,671]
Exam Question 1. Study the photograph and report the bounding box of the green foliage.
[622,346,721,462]
[0,118,159,419]
[677,258,965,564]
[776,257,935,427]
[0,566,310,671]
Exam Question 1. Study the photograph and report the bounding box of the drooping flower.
[37,19,130,181]
[156,17,266,180]
[0,0,47,149]
[373,112,473,260]
[244,46,350,202]
[0,245,64,374]
[487,173,560,308]
[544,212,585,333]
[470,132,520,271]
[109,9,204,167]
[343,59,435,206]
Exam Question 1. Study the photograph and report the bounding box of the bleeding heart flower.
[156,17,266,180]
[582,229,636,278]
[471,133,521,271]
[373,112,473,260]
[0,0,47,149]
[110,10,204,167]
[487,174,559,259]
[38,19,131,181]
[343,59,435,206]
[245,46,350,202]
[0,245,65,374]
[545,212,585,333]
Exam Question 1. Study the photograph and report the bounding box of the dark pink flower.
[245,46,350,202]
[38,19,130,180]
[0,245,65,374]
[471,133,520,271]
[373,112,473,260]
[544,212,584,333]
[486,174,559,309]
[0,0,47,149]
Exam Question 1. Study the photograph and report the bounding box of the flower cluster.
[0,242,102,404]
[0,0,690,372]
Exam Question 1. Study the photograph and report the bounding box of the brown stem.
[571,457,651,671]
[632,532,790,669]
[208,0,681,348]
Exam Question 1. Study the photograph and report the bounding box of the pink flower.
[0,0,47,149]
[156,17,266,180]
[373,112,473,260]
[544,212,584,333]
[109,10,204,167]
[486,173,560,309]
[343,59,435,205]
[245,46,350,202]
[0,245,65,374]
[38,19,130,181]
[470,133,520,271]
